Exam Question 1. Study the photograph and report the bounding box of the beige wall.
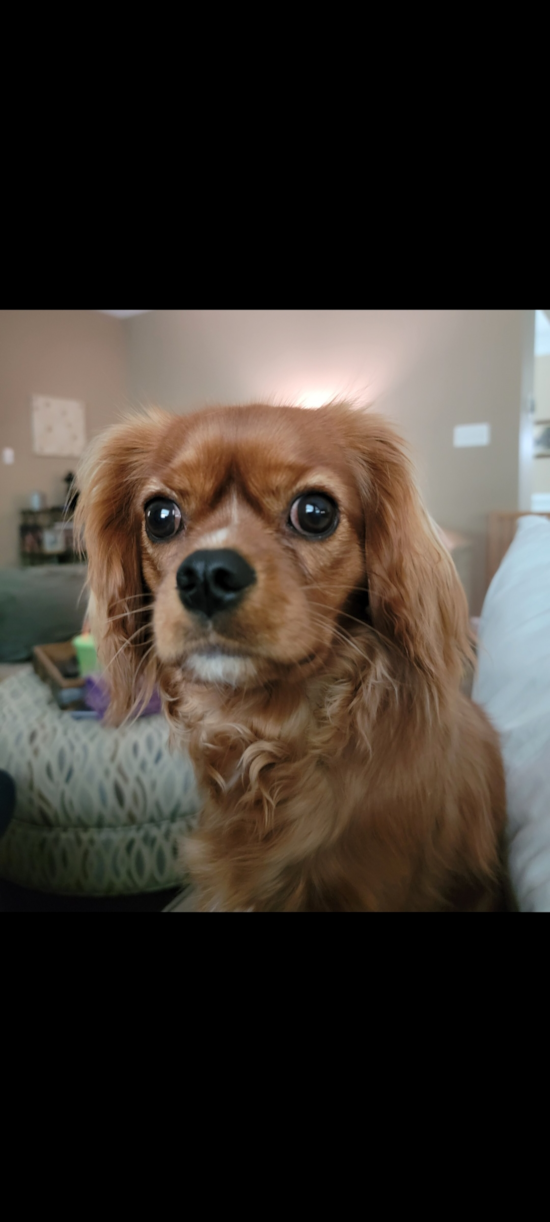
[535,354,550,413]
[533,353,550,496]
[0,310,128,567]
[0,309,535,613]
[126,310,534,614]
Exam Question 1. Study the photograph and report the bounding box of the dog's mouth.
[189,643,250,659]
[179,636,322,686]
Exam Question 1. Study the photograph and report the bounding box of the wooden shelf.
[19,506,80,566]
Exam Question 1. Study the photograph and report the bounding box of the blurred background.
[0,308,546,616]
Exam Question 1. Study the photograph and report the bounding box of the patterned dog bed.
[0,671,199,896]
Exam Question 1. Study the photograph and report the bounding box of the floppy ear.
[74,410,170,723]
[324,405,473,694]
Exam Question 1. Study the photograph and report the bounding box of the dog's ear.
[323,405,473,695]
[74,411,169,722]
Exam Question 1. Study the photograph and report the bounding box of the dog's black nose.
[176,549,256,618]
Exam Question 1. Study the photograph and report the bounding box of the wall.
[126,310,534,614]
[0,309,534,612]
[0,310,128,567]
[533,353,550,497]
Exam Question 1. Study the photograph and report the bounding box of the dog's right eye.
[145,498,183,542]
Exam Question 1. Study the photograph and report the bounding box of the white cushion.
[473,515,550,911]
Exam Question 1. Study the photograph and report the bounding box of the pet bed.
[0,670,199,896]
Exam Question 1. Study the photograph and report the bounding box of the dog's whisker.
[102,626,154,672]
[306,599,371,633]
[117,644,158,729]
[307,612,406,689]
[133,641,156,682]
[306,591,402,652]
[308,582,371,596]
[104,605,155,624]
[306,612,372,665]
[307,602,394,652]
[107,593,154,608]
[307,611,411,688]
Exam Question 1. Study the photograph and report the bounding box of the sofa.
[0,564,199,897]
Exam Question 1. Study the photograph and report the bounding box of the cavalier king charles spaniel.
[75,402,506,911]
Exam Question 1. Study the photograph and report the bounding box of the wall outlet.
[2,447,15,464]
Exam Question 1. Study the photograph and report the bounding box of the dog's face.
[138,405,367,687]
[76,402,470,719]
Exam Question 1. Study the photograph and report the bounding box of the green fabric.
[0,565,88,662]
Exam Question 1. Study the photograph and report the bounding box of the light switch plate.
[453,423,491,448]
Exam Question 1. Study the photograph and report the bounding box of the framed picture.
[31,395,86,457]
[534,420,550,458]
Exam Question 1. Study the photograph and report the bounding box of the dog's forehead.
[153,405,350,499]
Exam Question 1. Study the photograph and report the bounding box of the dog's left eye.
[145,498,183,542]
[289,492,339,538]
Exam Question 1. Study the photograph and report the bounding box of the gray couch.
[0,562,200,898]
[0,564,88,663]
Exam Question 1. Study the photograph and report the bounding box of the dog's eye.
[289,493,339,538]
[145,498,183,542]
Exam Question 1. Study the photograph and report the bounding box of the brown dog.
[75,402,506,911]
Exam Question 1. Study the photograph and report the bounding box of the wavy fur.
[75,402,506,911]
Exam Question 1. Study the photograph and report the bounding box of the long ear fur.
[74,409,170,723]
[321,404,474,695]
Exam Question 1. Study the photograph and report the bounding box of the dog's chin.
[176,641,327,689]
[184,649,259,687]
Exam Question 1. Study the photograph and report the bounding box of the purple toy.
[84,674,162,719]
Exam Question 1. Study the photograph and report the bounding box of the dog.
[75,401,506,911]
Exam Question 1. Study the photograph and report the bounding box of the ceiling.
[96,310,150,319]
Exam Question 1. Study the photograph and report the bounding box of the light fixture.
[297,390,336,409]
